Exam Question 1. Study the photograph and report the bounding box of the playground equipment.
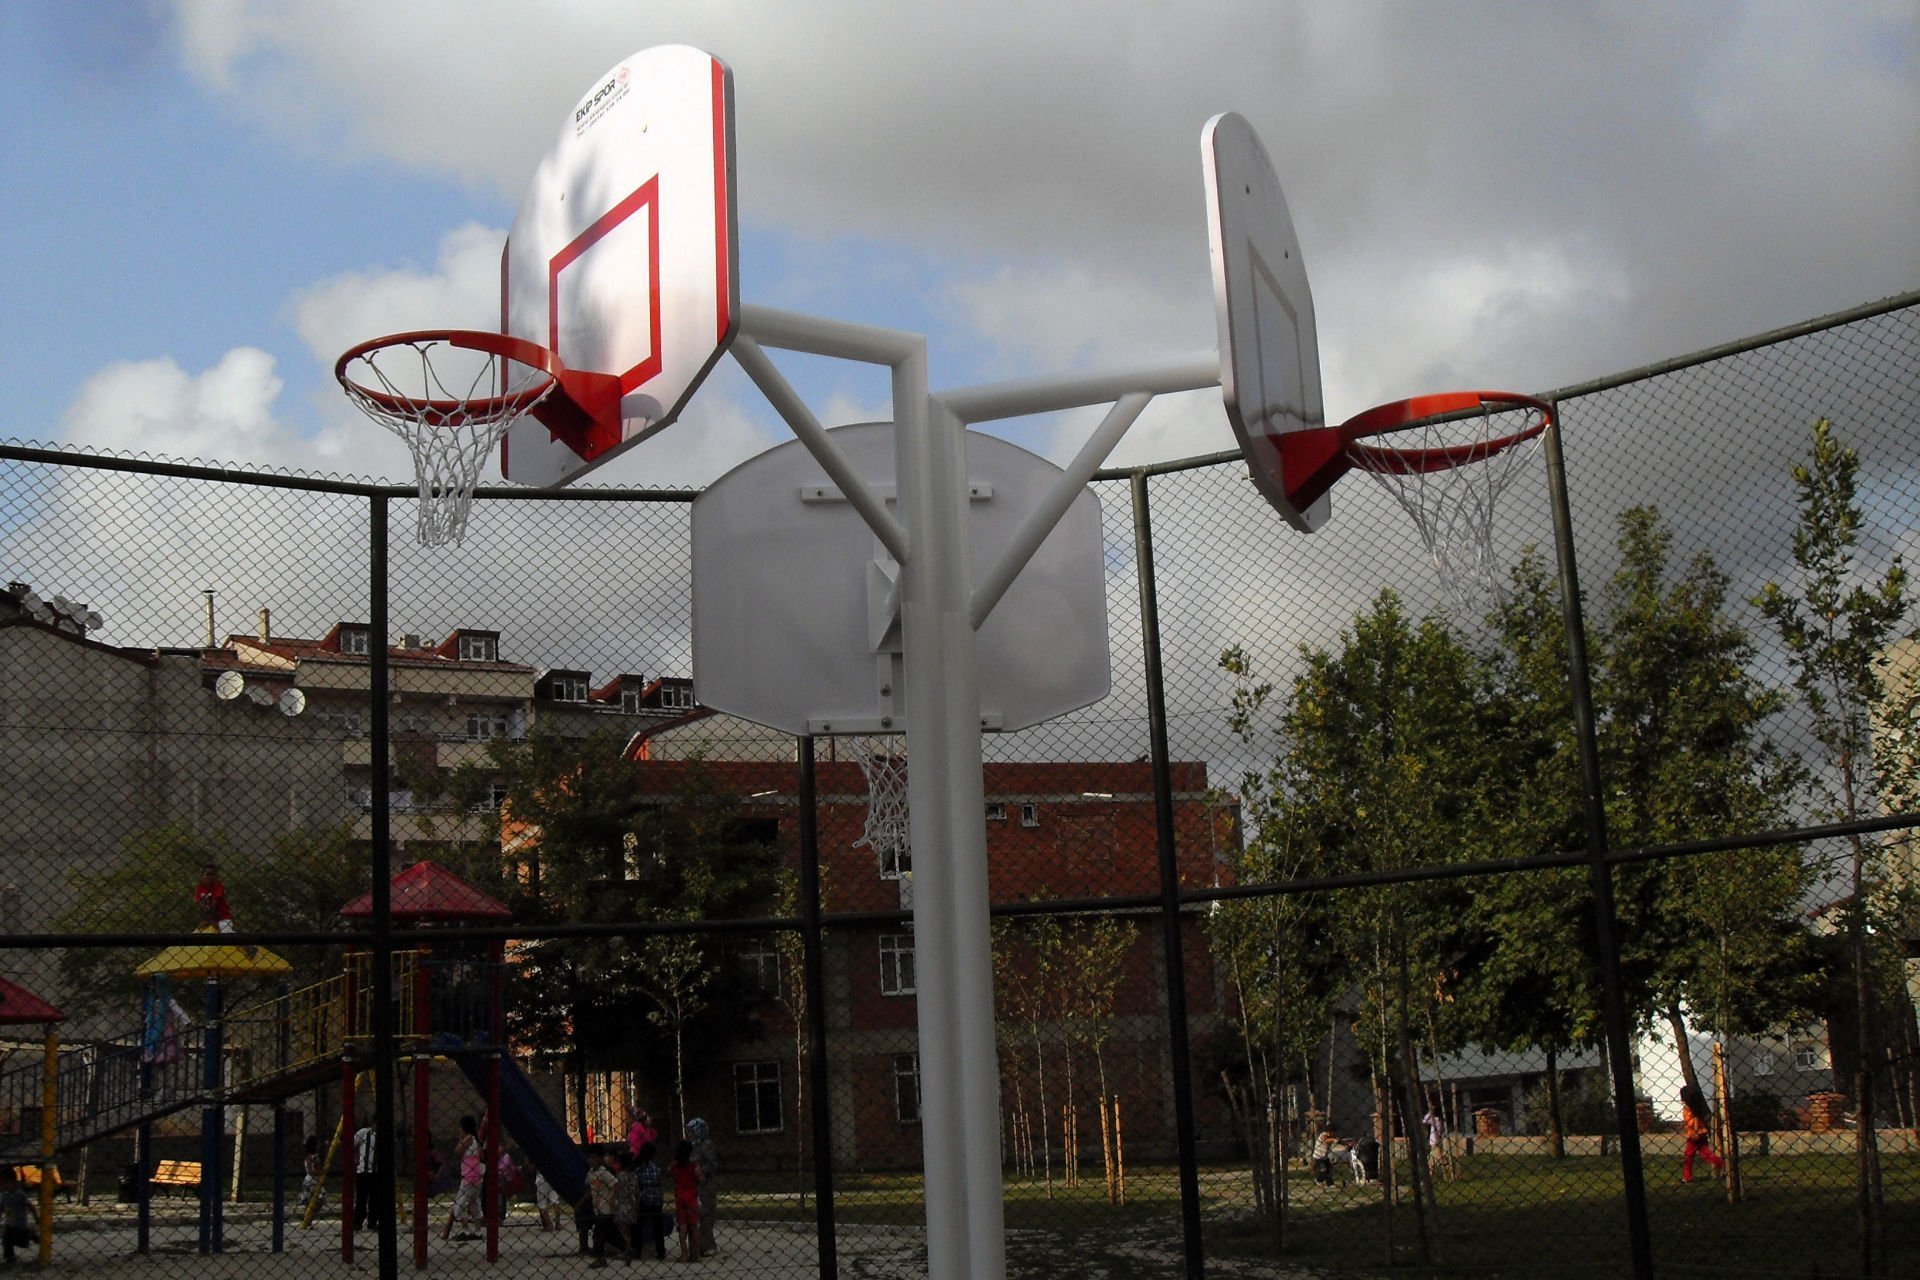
[0,975,64,1265]
[337,859,585,1268]
[0,862,582,1269]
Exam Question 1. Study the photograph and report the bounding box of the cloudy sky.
[5,0,1914,491]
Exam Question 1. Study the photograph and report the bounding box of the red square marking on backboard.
[548,176,663,393]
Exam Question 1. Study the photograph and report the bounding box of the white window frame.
[1793,1046,1821,1070]
[1020,802,1039,827]
[466,712,509,741]
[659,682,695,710]
[339,628,371,655]
[551,673,589,703]
[984,802,1007,821]
[741,939,781,993]
[876,841,912,881]
[458,633,499,662]
[620,687,644,714]
[734,1061,783,1135]
[1753,1051,1774,1076]
[878,933,916,996]
[893,1053,921,1125]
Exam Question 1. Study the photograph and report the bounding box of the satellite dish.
[247,686,275,707]
[278,688,307,717]
[214,671,245,700]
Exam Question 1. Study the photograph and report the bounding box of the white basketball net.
[339,337,559,547]
[1350,406,1547,614]
[854,748,910,873]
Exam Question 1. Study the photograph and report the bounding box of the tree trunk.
[1665,1004,1700,1099]
[1544,1046,1566,1159]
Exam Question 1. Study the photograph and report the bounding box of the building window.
[879,934,916,996]
[552,674,588,703]
[740,939,781,994]
[984,802,1006,821]
[340,628,371,655]
[479,782,510,812]
[876,841,911,881]
[458,633,499,662]
[1793,1045,1821,1070]
[893,1054,921,1125]
[321,710,363,735]
[1754,1051,1774,1076]
[621,687,644,714]
[392,714,431,736]
[466,713,509,741]
[1020,802,1039,827]
[734,1061,782,1134]
[659,682,695,710]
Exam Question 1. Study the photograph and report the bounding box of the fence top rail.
[7,293,1910,494]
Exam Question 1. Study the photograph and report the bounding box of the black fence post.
[368,496,400,1280]
[1131,470,1206,1279]
[797,737,839,1279]
[1543,405,1653,1279]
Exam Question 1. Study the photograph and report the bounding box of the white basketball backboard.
[691,423,1110,736]
[1203,112,1327,532]
[501,46,739,487]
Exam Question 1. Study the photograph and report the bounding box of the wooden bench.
[1,1164,69,1202]
[150,1160,202,1196]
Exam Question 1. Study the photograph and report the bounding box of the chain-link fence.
[1,292,1916,1278]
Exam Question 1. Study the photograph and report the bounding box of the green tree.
[1755,419,1911,1273]
[1599,508,1812,1083]
[55,821,363,1018]
[1264,592,1491,1264]
[498,732,783,1126]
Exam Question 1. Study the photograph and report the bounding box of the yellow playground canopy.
[135,939,292,981]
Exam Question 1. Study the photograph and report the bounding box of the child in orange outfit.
[1680,1084,1726,1183]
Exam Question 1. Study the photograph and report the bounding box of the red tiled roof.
[0,976,63,1025]
[339,860,513,923]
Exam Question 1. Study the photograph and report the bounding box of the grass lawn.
[1204,1149,1920,1278]
[728,1149,1917,1278]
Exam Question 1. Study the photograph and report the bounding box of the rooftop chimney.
[258,608,270,644]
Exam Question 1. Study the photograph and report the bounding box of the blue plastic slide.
[455,1054,588,1207]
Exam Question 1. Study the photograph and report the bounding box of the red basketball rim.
[1343,391,1553,476]
[334,329,565,423]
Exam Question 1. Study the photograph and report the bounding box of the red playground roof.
[0,976,63,1024]
[339,861,513,923]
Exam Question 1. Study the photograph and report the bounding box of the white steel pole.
[896,364,1007,1280]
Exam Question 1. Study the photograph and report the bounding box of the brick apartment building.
[582,719,1231,1171]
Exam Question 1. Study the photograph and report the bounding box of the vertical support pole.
[136,1050,152,1255]
[272,980,289,1254]
[341,1053,356,1265]
[368,493,401,1279]
[414,951,432,1269]
[38,1029,56,1266]
[1130,471,1206,1277]
[485,938,504,1263]
[796,737,839,1280]
[898,370,1007,1279]
[1543,407,1652,1279]
[200,978,223,1254]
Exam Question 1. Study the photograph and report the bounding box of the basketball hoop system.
[335,329,619,547]
[1280,391,1552,612]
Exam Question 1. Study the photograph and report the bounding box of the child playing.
[193,862,235,932]
[1679,1084,1727,1184]
[585,1146,621,1267]
[634,1141,667,1261]
[0,1168,33,1267]
[300,1134,326,1215]
[671,1139,702,1262]
[613,1144,640,1260]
